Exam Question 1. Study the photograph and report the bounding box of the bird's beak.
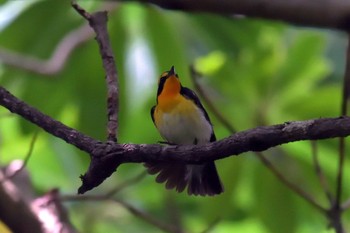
[168,66,176,76]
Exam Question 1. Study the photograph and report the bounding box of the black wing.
[150,105,156,125]
[180,87,216,142]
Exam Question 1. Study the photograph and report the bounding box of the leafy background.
[0,0,348,232]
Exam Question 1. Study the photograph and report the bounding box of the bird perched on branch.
[145,66,224,196]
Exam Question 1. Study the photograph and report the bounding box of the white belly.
[157,107,212,145]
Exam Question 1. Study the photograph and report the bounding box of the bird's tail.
[145,162,224,196]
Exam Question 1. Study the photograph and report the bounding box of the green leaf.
[253,161,297,233]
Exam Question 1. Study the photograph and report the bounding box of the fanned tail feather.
[187,162,223,196]
[145,163,187,193]
[145,162,223,196]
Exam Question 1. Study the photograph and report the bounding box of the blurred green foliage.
[0,0,348,232]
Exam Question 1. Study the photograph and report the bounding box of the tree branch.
[0,23,93,75]
[0,167,78,233]
[1,85,350,193]
[66,116,350,193]
[311,141,334,205]
[336,33,350,207]
[72,1,119,142]
[1,131,38,183]
[0,86,97,153]
[0,2,118,76]
[31,189,78,233]
[104,171,147,197]
[190,67,326,212]
[132,0,350,30]
[0,170,43,233]
[256,151,326,212]
[63,194,179,233]
[330,32,350,233]
[190,66,236,134]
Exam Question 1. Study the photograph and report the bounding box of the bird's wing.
[180,87,216,142]
[150,105,156,125]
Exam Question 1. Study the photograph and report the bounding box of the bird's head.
[157,66,181,97]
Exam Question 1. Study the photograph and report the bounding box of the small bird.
[146,66,224,196]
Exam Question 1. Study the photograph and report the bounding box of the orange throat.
[157,76,181,111]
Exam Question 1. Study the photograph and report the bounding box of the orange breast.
[153,95,212,144]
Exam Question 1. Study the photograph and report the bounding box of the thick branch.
[191,67,327,212]
[0,172,43,233]
[0,86,97,153]
[1,86,350,193]
[31,190,78,233]
[0,84,350,193]
[99,118,350,164]
[0,166,78,233]
[79,117,350,193]
[132,0,350,30]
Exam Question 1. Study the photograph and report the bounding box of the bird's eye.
[158,74,167,85]
[158,72,167,82]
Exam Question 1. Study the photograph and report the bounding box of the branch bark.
[0,166,77,233]
[31,190,78,233]
[1,85,350,193]
[44,116,350,194]
[1,0,350,195]
[191,67,326,212]
[0,87,97,153]
[72,1,119,142]
[0,172,43,233]
[131,0,350,30]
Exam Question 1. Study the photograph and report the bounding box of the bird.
[145,66,224,196]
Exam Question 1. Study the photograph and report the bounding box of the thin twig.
[165,194,184,233]
[330,33,350,233]
[335,34,350,206]
[0,131,39,183]
[341,198,350,209]
[311,141,334,205]
[71,0,91,19]
[198,218,220,233]
[0,2,118,76]
[61,170,177,232]
[72,1,119,142]
[336,137,345,207]
[256,152,326,213]
[336,134,346,224]
[189,66,326,213]
[115,198,179,233]
[0,86,97,153]
[104,171,147,198]
[190,66,236,134]
[0,23,93,75]
[62,194,179,233]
